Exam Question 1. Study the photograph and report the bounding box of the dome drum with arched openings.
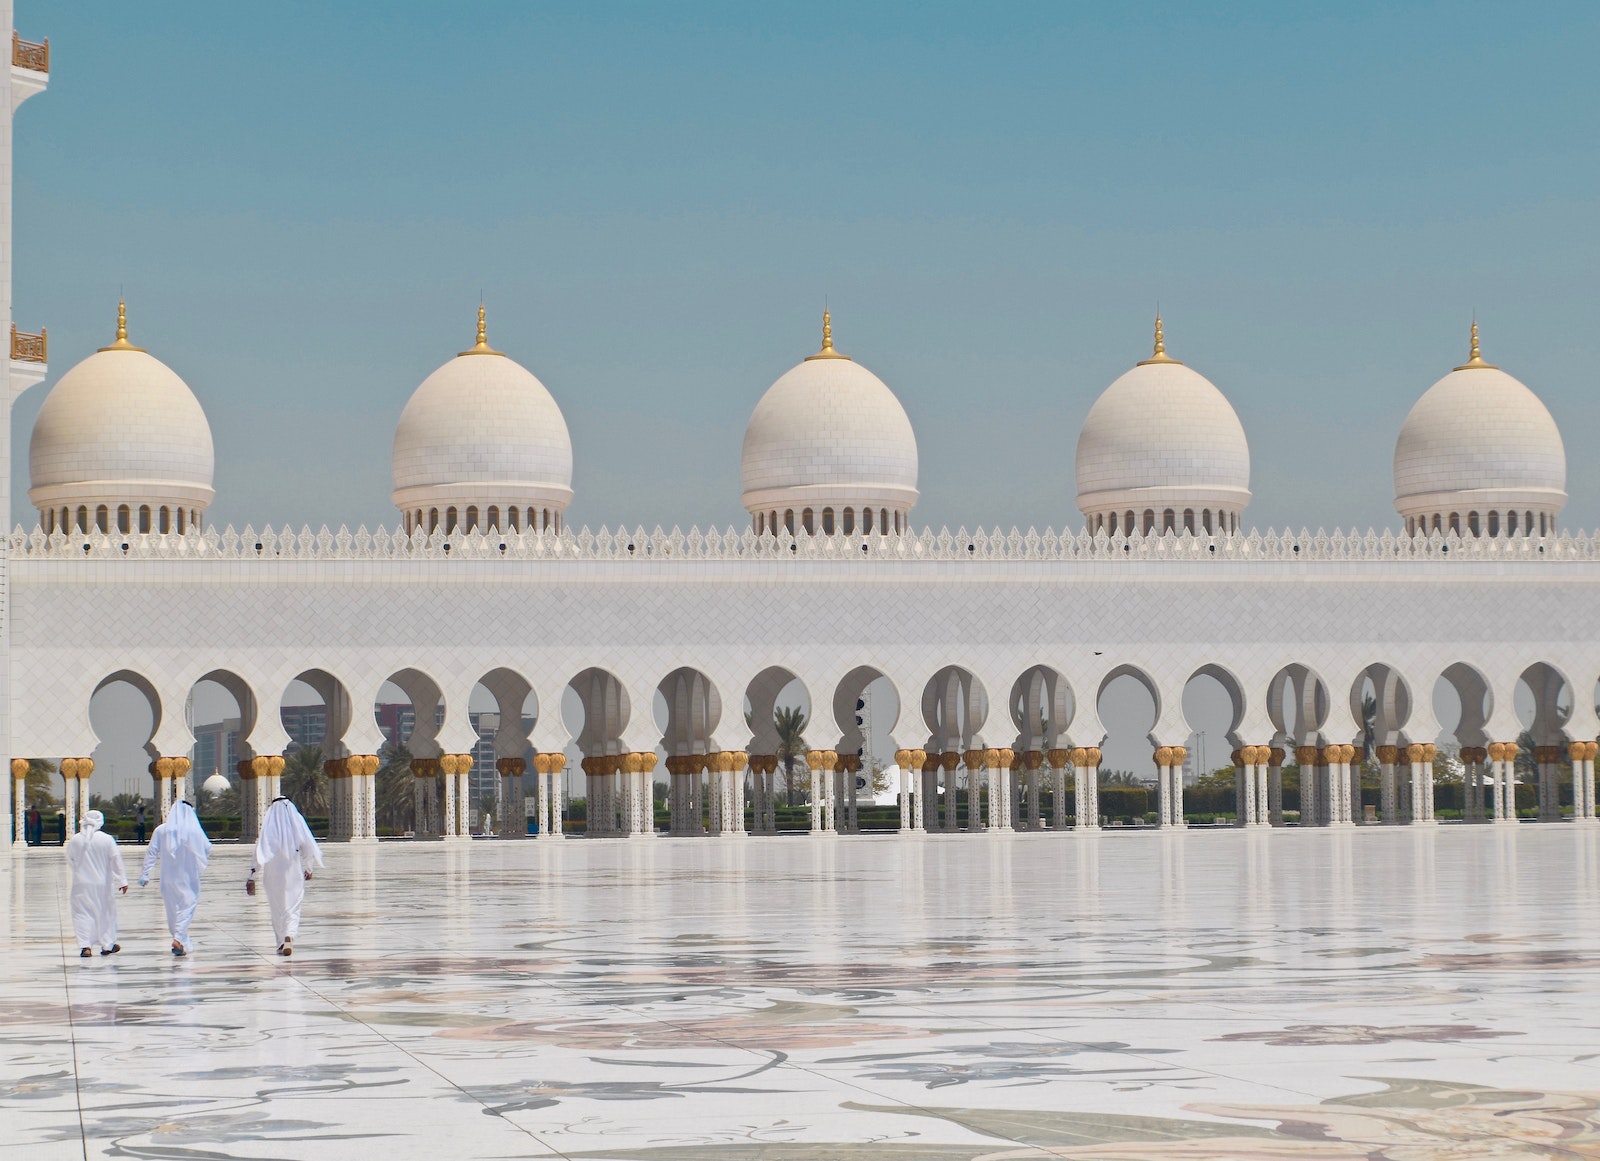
[1393,324,1566,539]
[1075,317,1251,537]
[391,306,574,536]
[740,311,919,537]
[28,301,216,536]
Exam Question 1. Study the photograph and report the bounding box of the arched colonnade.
[17,653,1600,846]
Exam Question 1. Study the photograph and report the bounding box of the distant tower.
[2,3,51,849]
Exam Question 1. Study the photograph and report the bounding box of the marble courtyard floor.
[4,826,1600,1159]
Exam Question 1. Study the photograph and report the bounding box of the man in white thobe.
[139,799,212,957]
[66,809,127,957]
[246,796,322,956]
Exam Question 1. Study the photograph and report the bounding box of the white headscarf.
[83,809,105,832]
[254,797,323,868]
[165,800,213,869]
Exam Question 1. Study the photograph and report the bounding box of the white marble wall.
[8,526,1600,778]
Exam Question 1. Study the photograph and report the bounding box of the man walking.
[66,810,127,957]
[246,796,322,956]
[135,801,147,845]
[139,800,212,956]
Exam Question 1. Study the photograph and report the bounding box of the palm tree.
[93,791,144,819]
[25,758,58,810]
[280,745,326,815]
[376,740,414,834]
[773,705,808,807]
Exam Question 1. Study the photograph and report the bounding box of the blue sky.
[12,1,1600,534]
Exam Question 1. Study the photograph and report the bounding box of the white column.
[357,755,379,842]
[62,771,77,836]
[987,749,1011,832]
[1571,742,1598,823]
[10,758,24,845]
[1025,757,1041,831]
[806,751,824,834]
[941,753,961,832]
[152,761,173,825]
[710,756,722,833]
[1488,742,1518,823]
[1074,748,1102,831]
[1536,747,1560,822]
[1464,748,1484,821]
[962,750,982,833]
[1378,746,1399,823]
[1326,745,1355,826]
[729,752,748,835]
[1051,755,1068,831]
[894,751,912,831]
[1408,743,1437,824]
[1156,746,1186,828]
[846,757,859,833]
[1253,751,1269,826]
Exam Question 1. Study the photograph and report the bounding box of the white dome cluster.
[29,301,214,536]
[25,303,1572,543]
[1075,318,1251,536]
[740,312,919,536]
[1393,324,1565,537]
[390,306,573,536]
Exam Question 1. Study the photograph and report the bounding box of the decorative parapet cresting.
[10,523,1597,564]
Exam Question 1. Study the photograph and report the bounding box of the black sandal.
[79,948,92,958]
[100,944,120,956]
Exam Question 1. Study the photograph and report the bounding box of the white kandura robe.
[66,826,127,950]
[250,799,323,944]
[140,802,212,949]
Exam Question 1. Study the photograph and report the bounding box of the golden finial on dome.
[1454,318,1496,370]
[805,306,852,361]
[98,298,146,353]
[1137,312,1180,365]
[459,301,503,357]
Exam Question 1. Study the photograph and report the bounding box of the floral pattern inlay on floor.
[4,825,1599,1159]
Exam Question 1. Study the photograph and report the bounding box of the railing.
[10,522,1600,564]
[9,324,45,363]
[12,32,48,74]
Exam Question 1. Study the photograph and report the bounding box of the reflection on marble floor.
[4,826,1600,1159]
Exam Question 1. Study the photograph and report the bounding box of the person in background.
[25,806,40,846]
[139,799,212,957]
[246,796,322,956]
[135,801,147,845]
[66,809,127,957]
[55,810,66,846]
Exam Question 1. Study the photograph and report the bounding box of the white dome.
[29,304,215,526]
[1076,321,1250,531]
[1393,327,1565,533]
[201,773,232,798]
[740,314,918,530]
[391,309,573,531]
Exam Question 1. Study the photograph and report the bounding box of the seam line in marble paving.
[51,872,93,1161]
[209,919,574,1160]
